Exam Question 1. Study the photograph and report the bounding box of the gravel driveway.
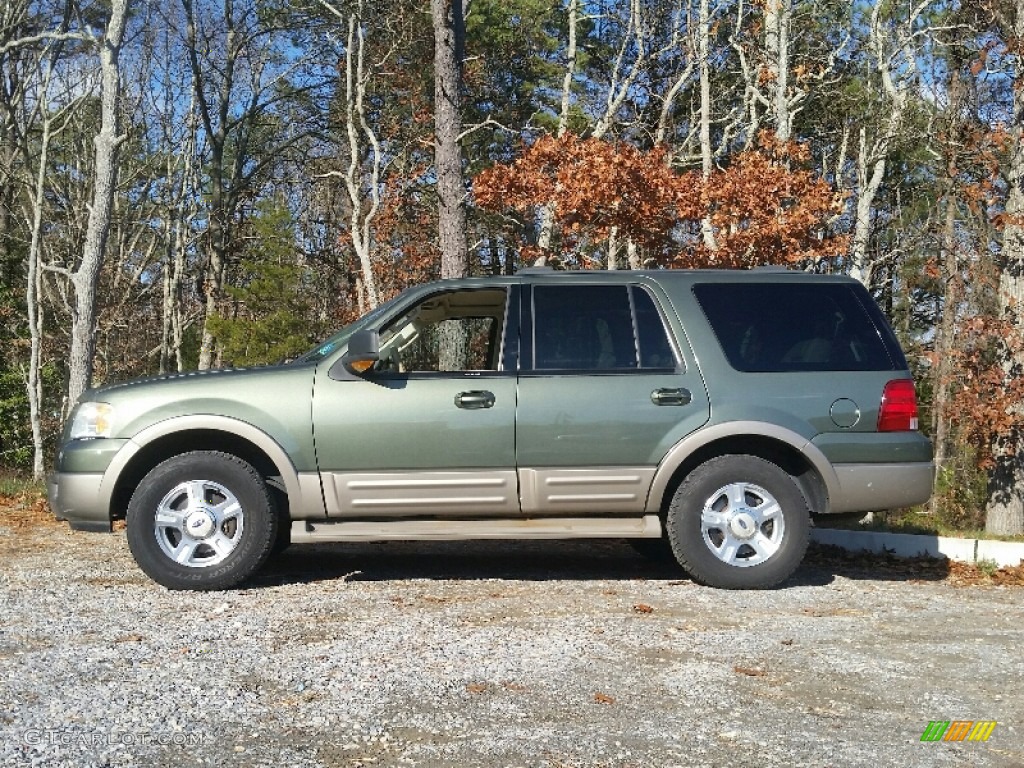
[1,515,1021,768]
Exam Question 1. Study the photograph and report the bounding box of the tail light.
[877,379,919,432]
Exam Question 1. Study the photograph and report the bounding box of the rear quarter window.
[692,282,902,372]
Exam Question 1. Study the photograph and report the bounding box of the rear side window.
[634,287,676,368]
[530,285,676,371]
[693,282,900,372]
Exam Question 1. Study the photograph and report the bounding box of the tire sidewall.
[126,452,276,590]
[667,455,810,589]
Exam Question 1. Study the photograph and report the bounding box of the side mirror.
[341,329,380,374]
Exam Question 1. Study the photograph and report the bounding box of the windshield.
[293,294,403,364]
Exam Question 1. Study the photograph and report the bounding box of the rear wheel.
[666,455,810,589]
[126,451,277,590]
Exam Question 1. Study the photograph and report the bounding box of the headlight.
[69,402,114,439]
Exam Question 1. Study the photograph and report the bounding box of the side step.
[291,515,662,543]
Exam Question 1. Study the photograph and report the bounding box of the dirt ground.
[1,499,1022,768]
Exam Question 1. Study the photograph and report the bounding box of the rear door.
[514,281,711,515]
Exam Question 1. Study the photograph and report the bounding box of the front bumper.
[47,438,128,532]
[47,471,111,532]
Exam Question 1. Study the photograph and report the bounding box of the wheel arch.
[101,415,323,522]
[647,422,837,519]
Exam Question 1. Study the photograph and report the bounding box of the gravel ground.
[1,516,1022,768]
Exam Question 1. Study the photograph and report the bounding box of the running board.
[291,515,662,543]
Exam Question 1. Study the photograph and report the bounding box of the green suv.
[48,268,933,590]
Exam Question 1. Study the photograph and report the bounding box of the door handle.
[651,387,691,406]
[455,390,495,409]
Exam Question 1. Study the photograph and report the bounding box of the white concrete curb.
[810,528,1024,568]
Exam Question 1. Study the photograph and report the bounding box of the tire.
[666,455,810,589]
[269,517,292,557]
[627,536,677,563]
[126,451,278,590]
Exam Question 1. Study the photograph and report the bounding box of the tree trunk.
[850,127,884,288]
[25,115,52,480]
[185,0,238,371]
[851,1,922,289]
[536,0,578,257]
[432,0,467,368]
[160,109,196,375]
[345,3,381,310]
[929,61,969,517]
[699,0,717,252]
[929,195,958,516]
[198,143,229,370]
[66,0,129,409]
[764,0,791,142]
[986,0,1024,535]
[432,0,467,281]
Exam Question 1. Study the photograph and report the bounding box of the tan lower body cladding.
[322,467,657,518]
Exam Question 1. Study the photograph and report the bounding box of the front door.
[514,282,711,515]
[312,286,519,517]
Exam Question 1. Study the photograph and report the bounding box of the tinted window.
[530,285,677,371]
[533,285,637,370]
[693,282,898,372]
[633,287,676,369]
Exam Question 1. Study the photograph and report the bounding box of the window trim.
[367,286,516,379]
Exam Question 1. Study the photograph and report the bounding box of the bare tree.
[848,0,930,288]
[183,0,317,369]
[66,0,130,409]
[535,0,579,256]
[18,46,83,478]
[337,0,386,310]
[697,0,717,251]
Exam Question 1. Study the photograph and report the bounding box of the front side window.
[530,284,677,372]
[374,288,508,373]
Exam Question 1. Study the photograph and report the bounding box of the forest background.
[2,0,1024,535]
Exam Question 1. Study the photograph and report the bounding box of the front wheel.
[126,452,277,590]
[666,455,810,589]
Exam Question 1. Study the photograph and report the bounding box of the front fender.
[100,414,324,521]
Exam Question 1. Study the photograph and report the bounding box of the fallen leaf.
[734,665,767,677]
[466,682,488,694]
[593,692,615,704]
[632,603,654,614]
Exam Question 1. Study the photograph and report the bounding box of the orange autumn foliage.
[939,266,1024,471]
[473,131,847,269]
[474,133,681,254]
